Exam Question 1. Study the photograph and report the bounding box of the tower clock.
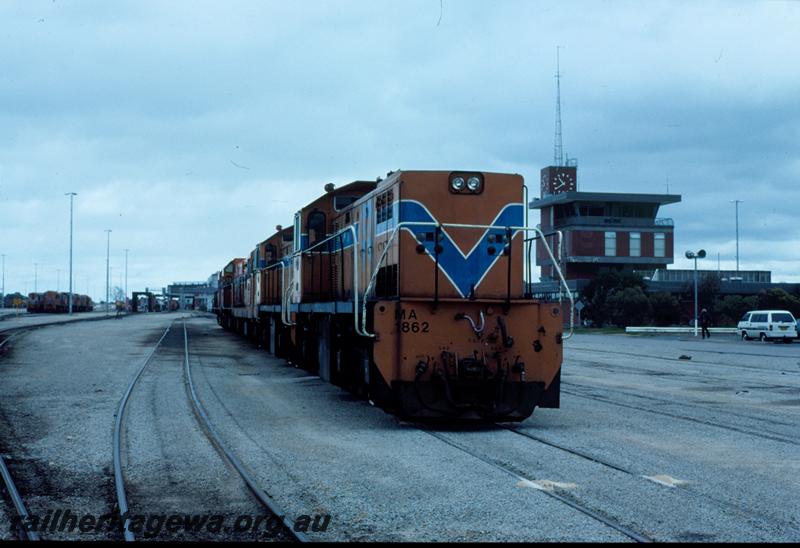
[540,166,577,196]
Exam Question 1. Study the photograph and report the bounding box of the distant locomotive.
[216,171,572,421]
[27,291,93,313]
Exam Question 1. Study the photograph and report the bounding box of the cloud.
[1,0,799,301]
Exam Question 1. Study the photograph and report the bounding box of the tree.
[607,286,652,327]
[714,294,758,326]
[649,292,682,326]
[756,288,800,317]
[682,272,721,316]
[111,286,126,303]
[581,271,646,327]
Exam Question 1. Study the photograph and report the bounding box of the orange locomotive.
[27,291,93,313]
[216,170,573,421]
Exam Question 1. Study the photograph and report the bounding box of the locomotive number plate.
[396,307,430,334]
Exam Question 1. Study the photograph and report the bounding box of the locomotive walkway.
[0,316,798,541]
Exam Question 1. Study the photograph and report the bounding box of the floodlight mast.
[66,192,77,314]
[685,249,706,337]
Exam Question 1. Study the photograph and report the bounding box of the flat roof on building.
[529,191,682,209]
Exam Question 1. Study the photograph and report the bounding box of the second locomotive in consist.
[216,170,572,421]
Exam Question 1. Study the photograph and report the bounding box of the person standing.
[700,308,711,339]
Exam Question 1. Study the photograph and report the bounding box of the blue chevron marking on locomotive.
[398,200,524,297]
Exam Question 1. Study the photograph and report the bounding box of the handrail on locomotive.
[362,221,574,340]
[274,225,369,336]
[228,221,573,341]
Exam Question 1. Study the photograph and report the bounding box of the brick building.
[530,165,681,282]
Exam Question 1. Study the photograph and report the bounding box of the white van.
[738,310,797,342]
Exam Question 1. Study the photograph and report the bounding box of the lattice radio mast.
[553,46,564,167]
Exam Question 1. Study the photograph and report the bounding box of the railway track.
[499,425,800,538]
[112,323,173,541]
[1,322,115,541]
[416,426,654,543]
[561,384,800,447]
[0,452,40,541]
[111,318,307,541]
[563,373,797,428]
[568,345,799,377]
[181,321,308,543]
[413,401,800,542]
[0,316,132,541]
[0,330,28,353]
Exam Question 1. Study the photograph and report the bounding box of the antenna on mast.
[554,46,564,167]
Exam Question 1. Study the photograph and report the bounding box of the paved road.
[1,318,798,541]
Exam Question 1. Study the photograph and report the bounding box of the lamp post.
[34,262,38,293]
[105,229,112,314]
[730,199,742,274]
[66,192,77,314]
[57,269,61,292]
[1,254,5,309]
[685,249,706,337]
[124,248,129,311]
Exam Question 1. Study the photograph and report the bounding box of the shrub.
[581,271,646,327]
[607,286,652,327]
[714,295,758,326]
[756,288,800,317]
[649,292,682,326]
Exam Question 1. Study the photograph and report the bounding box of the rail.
[181,322,308,542]
[363,222,574,340]
[113,324,173,541]
[0,454,40,540]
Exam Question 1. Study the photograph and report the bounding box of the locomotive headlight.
[466,176,481,192]
[451,177,466,191]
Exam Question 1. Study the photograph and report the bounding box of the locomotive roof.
[374,170,523,189]
[302,180,377,211]
[258,225,293,245]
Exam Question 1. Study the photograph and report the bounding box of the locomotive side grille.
[375,264,399,298]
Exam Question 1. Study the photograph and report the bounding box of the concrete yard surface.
[0,316,798,541]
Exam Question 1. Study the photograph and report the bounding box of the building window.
[604,232,616,256]
[630,232,641,257]
[654,233,665,257]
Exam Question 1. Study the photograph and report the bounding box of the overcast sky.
[2,0,799,300]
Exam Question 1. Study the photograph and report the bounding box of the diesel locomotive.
[215,170,572,421]
[27,291,94,313]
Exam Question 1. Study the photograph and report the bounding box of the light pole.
[731,199,742,274]
[1,254,5,309]
[124,248,129,310]
[66,192,77,314]
[57,269,61,291]
[685,249,706,337]
[34,262,38,293]
[105,229,112,314]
